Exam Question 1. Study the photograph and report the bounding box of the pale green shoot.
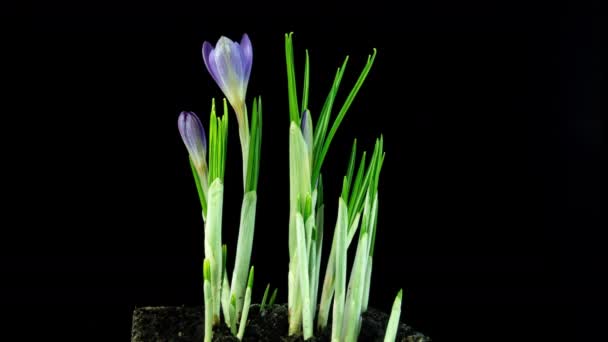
[204,100,229,325]
[203,259,213,342]
[237,266,254,340]
[384,289,403,342]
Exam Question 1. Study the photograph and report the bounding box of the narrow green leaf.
[221,99,229,181]
[369,194,379,257]
[313,56,349,153]
[245,98,258,192]
[248,97,262,191]
[348,151,368,222]
[189,156,207,218]
[268,288,278,306]
[312,57,349,180]
[260,283,270,310]
[341,139,358,201]
[301,49,310,114]
[208,100,216,182]
[313,49,377,186]
[285,33,300,123]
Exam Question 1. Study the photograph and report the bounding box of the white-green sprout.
[203,259,213,342]
[285,33,385,341]
[384,289,403,342]
[260,283,271,311]
[237,266,255,340]
[205,100,229,325]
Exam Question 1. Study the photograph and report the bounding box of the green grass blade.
[189,156,207,219]
[269,288,278,306]
[245,97,262,192]
[260,283,270,310]
[341,139,358,201]
[285,33,299,123]
[301,49,310,114]
[313,56,349,153]
[348,152,373,226]
[221,100,229,181]
[312,57,349,183]
[314,49,377,186]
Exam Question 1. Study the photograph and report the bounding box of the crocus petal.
[202,41,221,87]
[207,49,230,101]
[202,34,253,117]
[240,33,253,89]
[178,111,207,170]
[211,37,243,103]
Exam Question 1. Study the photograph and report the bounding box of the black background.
[2,1,602,341]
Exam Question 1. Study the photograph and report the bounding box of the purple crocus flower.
[202,34,252,128]
[178,111,208,189]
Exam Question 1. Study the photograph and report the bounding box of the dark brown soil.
[131,304,430,341]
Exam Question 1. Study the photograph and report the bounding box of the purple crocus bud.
[178,111,208,177]
[202,34,252,128]
[301,109,313,165]
[301,109,313,151]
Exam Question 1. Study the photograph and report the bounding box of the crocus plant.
[178,32,404,342]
